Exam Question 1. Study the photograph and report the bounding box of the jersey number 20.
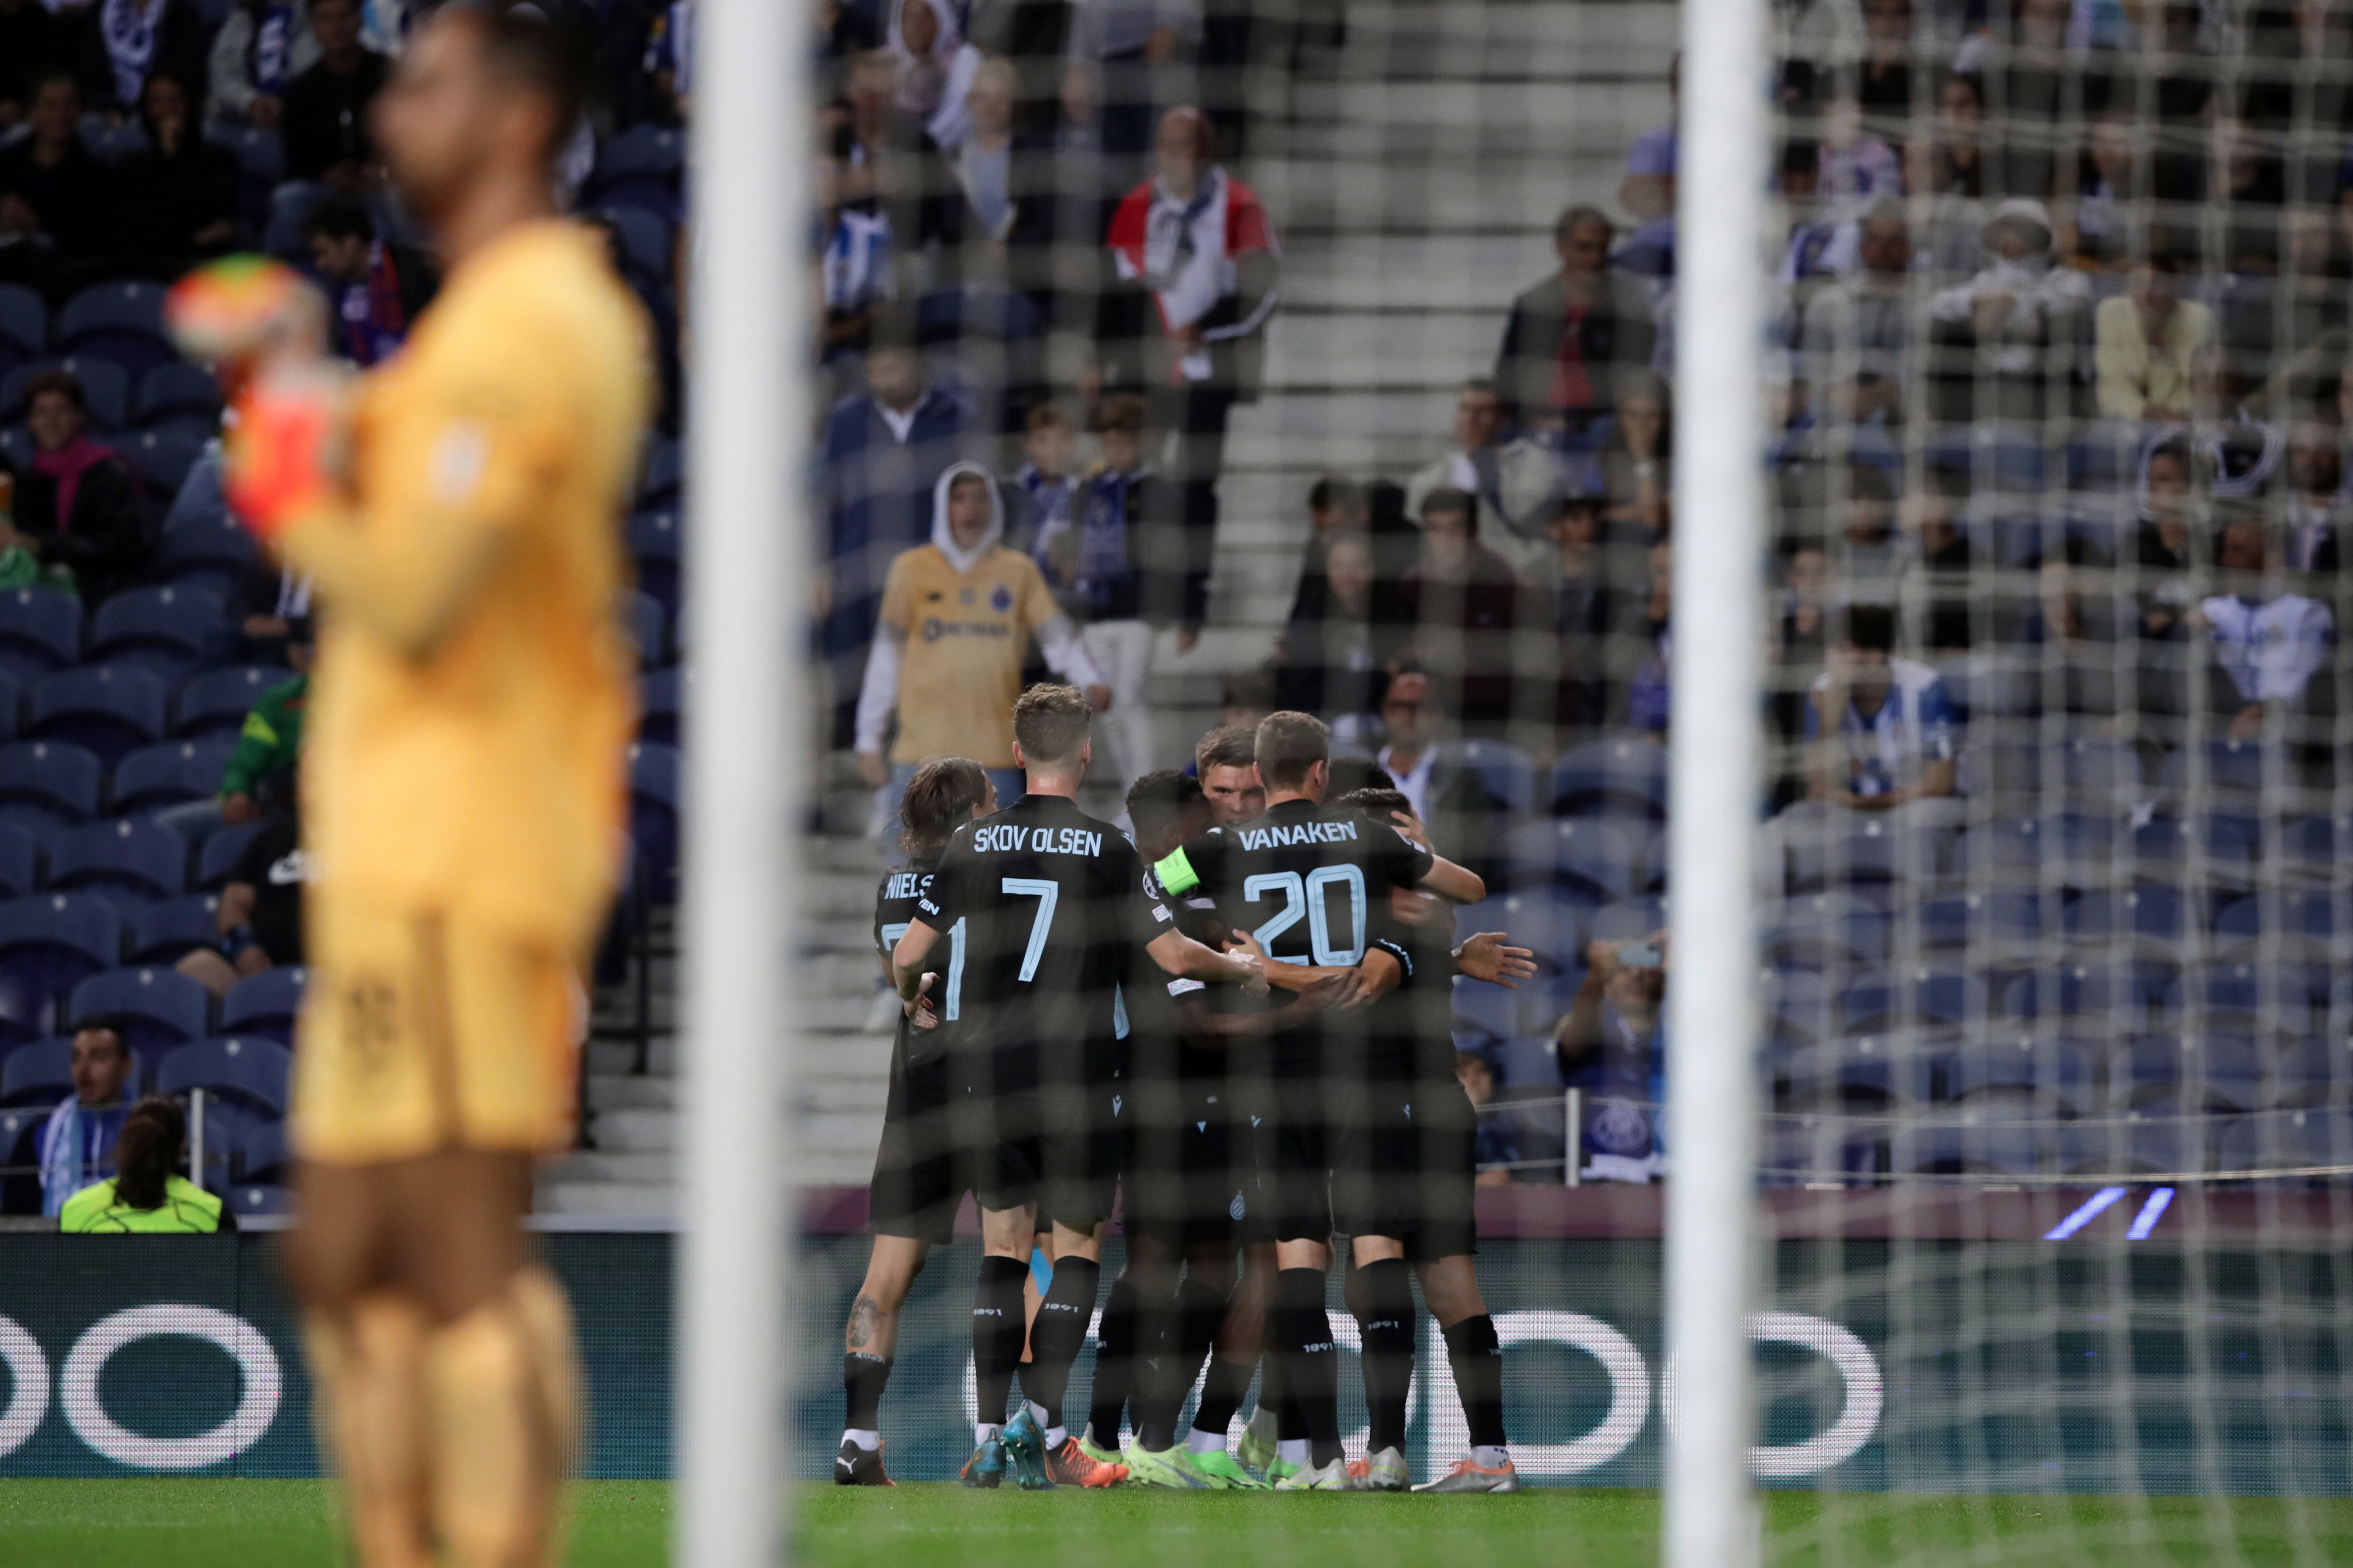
[1243,866,1366,966]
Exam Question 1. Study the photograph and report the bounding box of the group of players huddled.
[836,683,1537,1492]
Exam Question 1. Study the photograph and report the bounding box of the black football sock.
[1274,1267,1344,1467]
[972,1256,1029,1430]
[1191,1350,1255,1440]
[1273,1348,1305,1442]
[1085,1277,1142,1447]
[1020,1255,1101,1434]
[1442,1314,1508,1449]
[1137,1273,1225,1452]
[1354,1260,1415,1456]
[843,1351,892,1434]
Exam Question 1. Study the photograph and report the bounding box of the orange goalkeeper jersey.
[288,221,652,955]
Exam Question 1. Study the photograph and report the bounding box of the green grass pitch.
[2,1480,2348,1567]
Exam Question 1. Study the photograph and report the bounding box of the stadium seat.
[157,1036,292,1117]
[0,976,41,1050]
[2061,885,2186,952]
[627,509,681,616]
[0,895,124,1020]
[67,965,211,1079]
[1432,739,1537,816]
[0,668,21,740]
[45,817,187,905]
[204,121,284,182]
[0,284,44,366]
[1762,968,1834,1047]
[585,124,685,215]
[1944,1032,2096,1117]
[640,665,685,748]
[136,361,224,433]
[1588,892,1667,951]
[2278,814,2342,886]
[628,741,682,903]
[1449,975,1515,1049]
[113,737,236,817]
[588,205,673,281]
[2059,735,2142,807]
[28,666,167,766]
[121,427,209,506]
[0,588,84,678]
[56,281,175,382]
[0,1037,76,1108]
[197,821,265,889]
[2157,737,2277,801]
[239,1116,289,1185]
[1912,888,2045,956]
[2214,1110,2348,1182]
[88,585,225,680]
[228,1182,292,1216]
[2003,959,2174,1027]
[1890,1113,2041,1177]
[1837,968,1989,1036]
[1505,817,1649,903]
[221,966,305,1045]
[2269,1038,2343,1110]
[130,894,221,965]
[626,590,666,668]
[0,740,103,833]
[186,1089,247,1191]
[154,511,256,599]
[175,663,292,739]
[1547,733,1667,819]
[2211,890,2345,963]
[0,822,35,898]
[2167,960,2331,1036]
[1761,891,1888,973]
[639,439,683,506]
[0,356,131,431]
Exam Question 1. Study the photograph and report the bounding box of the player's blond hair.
[1254,711,1331,791]
[1013,684,1091,765]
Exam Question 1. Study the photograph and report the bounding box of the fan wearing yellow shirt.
[166,8,648,1567]
[853,460,1112,814]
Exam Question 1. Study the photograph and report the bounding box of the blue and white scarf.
[253,2,295,93]
[101,0,166,110]
[38,1099,128,1219]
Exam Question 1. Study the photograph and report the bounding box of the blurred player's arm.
[274,496,516,660]
[1145,927,1269,996]
[1169,973,1357,1050]
[1382,808,1485,904]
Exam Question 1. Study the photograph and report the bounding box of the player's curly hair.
[1012,683,1091,766]
[898,757,991,858]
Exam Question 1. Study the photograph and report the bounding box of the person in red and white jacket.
[1089,104,1279,651]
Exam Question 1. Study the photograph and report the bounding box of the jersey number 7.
[1001,878,1059,982]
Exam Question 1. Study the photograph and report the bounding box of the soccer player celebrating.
[1149,712,1484,1488]
[836,756,1001,1486]
[178,7,649,1564]
[892,685,1268,1489]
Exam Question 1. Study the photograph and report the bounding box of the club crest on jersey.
[991,583,1014,612]
[1229,1192,1247,1222]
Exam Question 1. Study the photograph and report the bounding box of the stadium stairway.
[538,0,1677,1216]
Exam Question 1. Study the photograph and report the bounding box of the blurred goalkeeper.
[167,8,648,1567]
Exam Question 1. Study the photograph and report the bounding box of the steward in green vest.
[58,1097,233,1235]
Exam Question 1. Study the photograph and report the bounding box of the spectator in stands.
[815,128,894,368]
[1495,205,1657,444]
[8,369,143,603]
[1094,104,1279,598]
[1855,0,1915,122]
[1452,1052,1518,1187]
[1616,54,1677,276]
[237,559,312,663]
[1928,198,2089,422]
[1774,138,1852,288]
[1599,370,1671,541]
[1218,666,1274,732]
[59,1095,228,1232]
[112,68,241,280]
[1617,536,1674,733]
[0,71,109,284]
[640,0,692,124]
[208,0,319,129]
[838,48,963,296]
[1804,603,1962,823]
[1552,935,1669,1182]
[302,195,436,365]
[162,621,308,842]
[2197,515,2335,740]
[0,0,66,133]
[821,337,972,739]
[1405,376,1564,582]
[2065,114,2138,268]
[889,0,984,152]
[1372,668,1437,823]
[71,0,209,120]
[1281,475,1370,626]
[276,0,388,244]
[949,55,1057,315]
[1837,461,1907,606]
[1061,0,1199,203]
[1194,723,1264,825]
[2096,239,2209,422]
[1897,485,1975,652]
[1771,536,1832,753]
[1398,486,1534,735]
[1054,393,1177,789]
[1899,74,1990,282]
[36,1023,135,1219]
[854,461,1108,823]
[1274,528,1390,739]
[178,789,308,999]
[1800,199,1919,429]
[1817,81,1899,209]
[1005,401,1081,610]
[2285,419,2345,574]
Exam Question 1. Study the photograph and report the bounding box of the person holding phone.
[1552,932,1670,1182]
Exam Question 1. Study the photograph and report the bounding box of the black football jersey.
[917,793,1174,1092]
[873,851,956,1067]
[1153,798,1433,1079]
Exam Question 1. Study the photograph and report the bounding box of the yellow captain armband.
[1153,846,1200,896]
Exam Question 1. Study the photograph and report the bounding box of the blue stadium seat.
[197,821,265,889]
[0,588,84,678]
[0,894,124,1020]
[2058,735,2141,806]
[1547,733,1667,819]
[1433,739,1537,816]
[1449,975,1515,1050]
[2271,1038,2342,1110]
[2003,959,2174,1027]
[1891,1115,2041,1177]
[2211,890,2346,962]
[56,281,174,382]
[229,1183,294,1217]
[627,509,681,616]
[1761,891,1888,973]
[585,124,685,216]
[68,965,211,1080]
[1838,968,1988,1036]
[1944,1031,2096,1117]
[2168,960,2331,1035]
[221,966,305,1045]
[186,1089,247,1191]
[136,362,224,433]
[1912,888,2045,956]
[157,1036,291,1117]
[27,666,166,766]
[88,585,225,680]
[0,284,44,363]
[175,663,292,739]
[2157,737,2277,800]
[2194,1033,2266,1115]
[239,1116,289,1185]
[121,426,208,502]
[0,976,41,1050]
[155,511,256,598]
[0,822,35,898]
[1505,817,1649,903]
[0,668,20,740]
[626,590,666,669]
[0,740,103,833]
[204,121,284,182]
[2062,885,2186,950]
[1588,893,1667,951]
[130,894,221,965]
[2215,1110,2349,1182]
[1762,969,1834,1046]
[2278,815,2342,885]
[628,742,682,903]
[0,356,131,430]
[639,440,682,506]
[587,205,673,281]
[639,665,684,748]
[46,817,187,905]
[0,1037,76,1107]
[2196,810,2261,893]
[113,738,235,816]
